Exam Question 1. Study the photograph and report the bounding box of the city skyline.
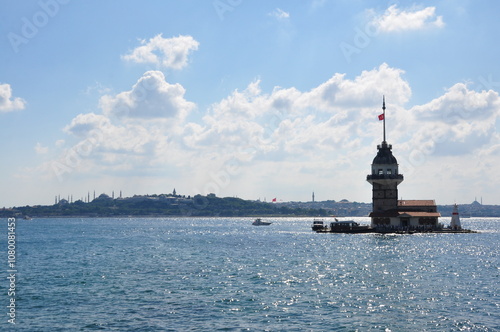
[1,1,499,207]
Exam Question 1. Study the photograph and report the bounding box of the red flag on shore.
[378,113,385,121]
[272,198,277,202]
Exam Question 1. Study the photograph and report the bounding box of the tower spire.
[382,95,386,143]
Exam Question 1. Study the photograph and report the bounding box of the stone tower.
[366,97,404,215]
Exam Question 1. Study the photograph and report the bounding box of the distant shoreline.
[3,194,500,218]
[13,216,500,220]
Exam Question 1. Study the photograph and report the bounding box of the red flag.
[272,198,277,202]
[378,113,384,121]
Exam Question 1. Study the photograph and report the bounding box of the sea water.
[1,217,499,331]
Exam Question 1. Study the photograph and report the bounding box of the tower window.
[378,169,383,175]
[387,169,392,174]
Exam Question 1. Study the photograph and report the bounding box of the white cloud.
[298,63,411,110]
[372,5,445,32]
[411,83,499,123]
[269,8,290,20]
[179,64,499,202]
[99,71,195,121]
[122,34,199,69]
[34,143,49,155]
[33,71,198,184]
[185,63,411,162]
[405,83,500,155]
[32,64,500,204]
[0,83,26,112]
[64,113,111,137]
[63,112,169,157]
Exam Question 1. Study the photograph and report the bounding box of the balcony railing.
[367,174,404,181]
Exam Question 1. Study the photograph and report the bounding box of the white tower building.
[450,204,461,230]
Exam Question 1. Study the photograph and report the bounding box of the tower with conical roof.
[367,97,404,224]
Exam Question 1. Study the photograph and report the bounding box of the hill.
[0,194,331,218]
[2,194,499,218]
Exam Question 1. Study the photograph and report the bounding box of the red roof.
[369,211,441,218]
[398,200,436,206]
[398,212,441,217]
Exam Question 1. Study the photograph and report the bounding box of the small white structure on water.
[450,204,462,230]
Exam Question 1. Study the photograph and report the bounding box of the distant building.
[58,198,69,205]
[367,97,440,229]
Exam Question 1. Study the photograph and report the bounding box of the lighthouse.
[450,204,461,230]
[367,97,440,229]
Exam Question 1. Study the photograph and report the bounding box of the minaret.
[367,97,404,225]
[312,191,315,202]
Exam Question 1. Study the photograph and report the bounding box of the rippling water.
[4,217,499,331]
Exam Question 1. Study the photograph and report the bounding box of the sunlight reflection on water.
[11,217,500,331]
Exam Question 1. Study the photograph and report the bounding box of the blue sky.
[1,0,499,207]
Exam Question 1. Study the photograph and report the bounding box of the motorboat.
[313,218,373,233]
[311,219,327,231]
[252,218,272,226]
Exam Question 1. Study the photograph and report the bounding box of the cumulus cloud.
[36,63,500,203]
[299,63,411,110]
[372,5,444,32]
[39,71,198,183]
[185,63,411,161]
[34,143,49,155]
[99,71,195,121]
[269,8,290,20]
[0,83,26,112]
[405,84,500,155]
[64,113,111,137]
[180,64,499,201]
[411,83,499,123]
[122,34,199,69]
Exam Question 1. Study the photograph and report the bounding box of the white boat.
[252,218,272,226]
[312,219,327,231]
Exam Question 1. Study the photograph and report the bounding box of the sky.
[1,0,499,207]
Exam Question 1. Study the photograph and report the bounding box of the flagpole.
[382,95,386,143]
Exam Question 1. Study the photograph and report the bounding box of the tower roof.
[372,141,398,165]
